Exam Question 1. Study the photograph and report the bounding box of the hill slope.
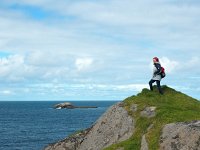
[105,85,200,150]
[44,85,200,150]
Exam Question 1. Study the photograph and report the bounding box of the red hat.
[153,57,159,62]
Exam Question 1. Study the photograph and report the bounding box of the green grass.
[104,85,200,150]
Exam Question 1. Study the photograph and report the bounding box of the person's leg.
[156,80,163,94]
[149,79,155,91]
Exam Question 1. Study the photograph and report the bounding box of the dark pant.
[149,79,163,94]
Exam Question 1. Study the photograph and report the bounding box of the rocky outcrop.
[141,135,148,150]
[44,128,92,150]
[45,101,200,150]
[78,102,134,150]
[54,102,97,109]
[160,120,200,150]
[140,107,156,118]
[130,104,138,112]
[54,102,74,109]
[44,102,134,150]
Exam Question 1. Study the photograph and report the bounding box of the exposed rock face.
[44,102,134,150]
[140,107,156,118]
[44,128,92,150]
[78,102,134,150]
[160,120,200,150]
[141,135,148,150]
[130,104,138,112]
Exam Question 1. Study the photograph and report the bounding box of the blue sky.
[0,0,200,101]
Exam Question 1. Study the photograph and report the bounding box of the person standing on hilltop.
[149,57,164,94]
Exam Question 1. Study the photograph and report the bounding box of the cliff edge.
[44,102,134,150]
[44,86,200,150]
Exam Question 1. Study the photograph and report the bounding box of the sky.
[0,0,200,101]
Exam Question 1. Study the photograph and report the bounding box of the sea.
[0,101,118,150]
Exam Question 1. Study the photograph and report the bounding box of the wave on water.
[56,107,62,109]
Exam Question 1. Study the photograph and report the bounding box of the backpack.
[160,67,166,78]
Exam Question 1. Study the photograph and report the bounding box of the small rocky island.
[54,102,98,109]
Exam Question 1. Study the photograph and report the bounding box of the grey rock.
[147,124,154,132]
[54,102,97,109]
[78,102,134,150]
[140,107,156,118]
[141,135,148,150]
[44,102,134,150]
[130,104,138,112]
[54,102,74,109]
[140,124,154,150]
[160,120,200,150]
[44,128,92,150]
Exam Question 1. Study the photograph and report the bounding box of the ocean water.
[0,101,118,150]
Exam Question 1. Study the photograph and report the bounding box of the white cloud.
[0,90,13,95]
[0,0,200,100]
[114,84,148,91]
[149,57,200,75]
[0,54,24,76]
[186,57,200,67]
[159,57,180,74]
[26,83,149,94]
[75,83,148,92]
[0,54,41,82]
[75,58,93,71]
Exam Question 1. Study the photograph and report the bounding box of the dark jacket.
[152,62,162,81]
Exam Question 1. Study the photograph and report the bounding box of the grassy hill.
[104,85,200,150]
